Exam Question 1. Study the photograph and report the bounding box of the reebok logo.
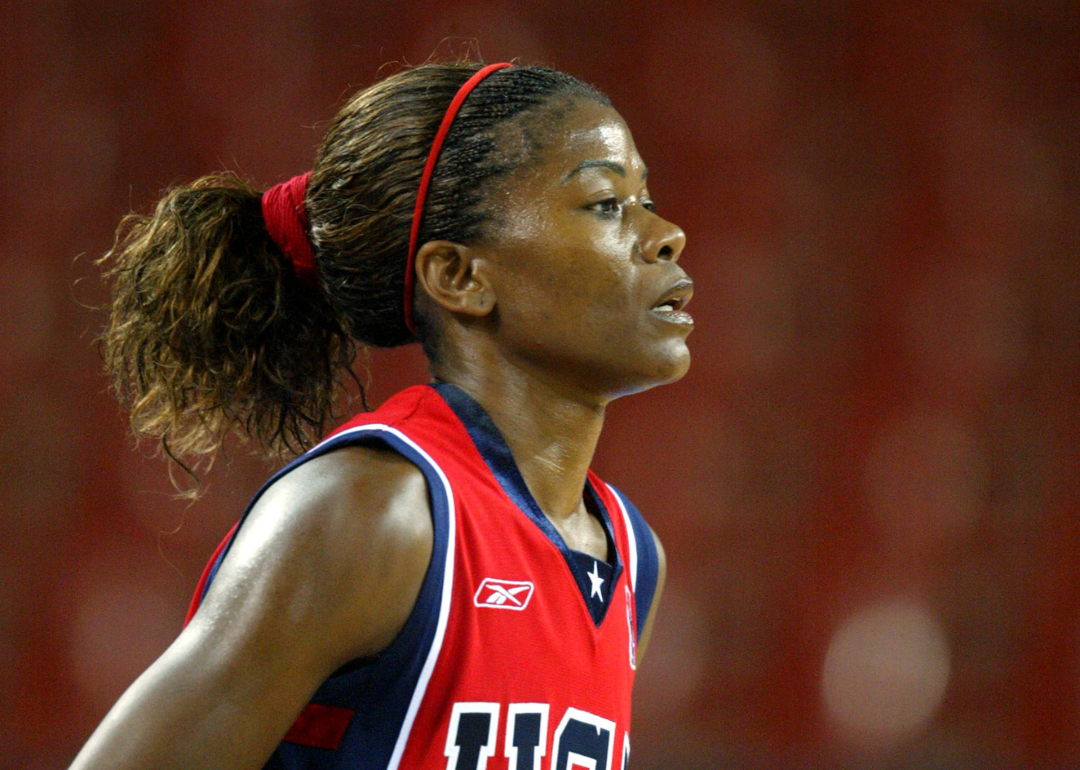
[474,578,535,611]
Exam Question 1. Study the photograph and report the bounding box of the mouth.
[650,279,695,325]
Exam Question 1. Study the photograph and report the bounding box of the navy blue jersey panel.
[432,381,623,627]
[568,548,616,625]
[609,485,659,639]
[261,751,287,770]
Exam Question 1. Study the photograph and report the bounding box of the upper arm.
[636,526,666,664]
[69,444,433,770]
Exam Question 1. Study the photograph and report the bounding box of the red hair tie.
[262,171,317,287]
[403,62,513,335]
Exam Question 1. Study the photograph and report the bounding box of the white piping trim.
[607,484,638,592]
[316,423,456,770]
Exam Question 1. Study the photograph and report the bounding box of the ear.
[413,240,495,318]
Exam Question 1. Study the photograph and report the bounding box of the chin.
[609,344,692,400]
[658,346,692,384]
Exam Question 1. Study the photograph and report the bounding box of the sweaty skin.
[70,98,688,770]
[71,446,434,770]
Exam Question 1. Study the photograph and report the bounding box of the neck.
[432,358,607,522]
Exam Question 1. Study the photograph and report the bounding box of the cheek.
[519,252,634,331]
[491,211,640,329]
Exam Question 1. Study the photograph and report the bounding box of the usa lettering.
[444,703,630,770]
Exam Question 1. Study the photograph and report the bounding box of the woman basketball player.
[71,61,691,770]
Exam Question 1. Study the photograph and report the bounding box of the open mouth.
[652,296,687,314]
[651,279,694,321]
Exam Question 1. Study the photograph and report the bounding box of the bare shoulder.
[252,442,434,581]
[191,441,434,671]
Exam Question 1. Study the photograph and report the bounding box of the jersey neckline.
[431,381,623,627]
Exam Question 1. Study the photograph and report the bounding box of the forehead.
[541,101,642,178]
[501,99,644,186]
[553,102,639,166]
[477,99,646,231]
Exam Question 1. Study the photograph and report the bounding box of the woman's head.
[99,61,626,464]
[413,97,691,400]
[307,62,611,355]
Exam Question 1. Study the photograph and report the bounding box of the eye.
[642,197,657,213]
[586,197,621,216]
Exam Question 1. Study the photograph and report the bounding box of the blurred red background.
[2,1,1077,768]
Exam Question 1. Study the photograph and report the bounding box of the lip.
[649,278,695,325]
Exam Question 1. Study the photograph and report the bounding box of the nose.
[641,213,686,263]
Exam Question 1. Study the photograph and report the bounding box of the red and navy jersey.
[186,383,661,770]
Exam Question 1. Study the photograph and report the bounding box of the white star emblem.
[587,561,604,600]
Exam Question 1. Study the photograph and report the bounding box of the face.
[477,99,692,400]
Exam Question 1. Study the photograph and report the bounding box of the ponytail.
[100,61,609,476]
[98,172,357,470]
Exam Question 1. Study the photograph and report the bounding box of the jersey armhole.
[184,425,453,630]
[607,485,659,640]
[183,432,400,627]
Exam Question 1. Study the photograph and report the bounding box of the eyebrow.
[562,160,648,184]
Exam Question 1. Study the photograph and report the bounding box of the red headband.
[403,62,513,335]
[262,171,317,287]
